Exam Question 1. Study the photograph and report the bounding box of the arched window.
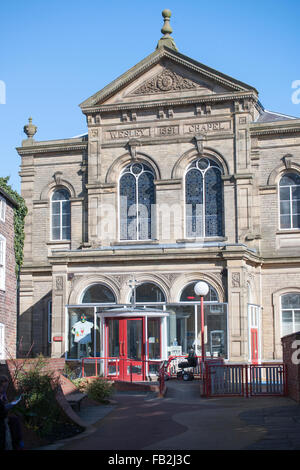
[279,172,300,229]
[180,281,219,302]
[81,284,116,303]
[51,189,71,240]
[119,162,155,241]
[134,282,166,303]
[185,158,223,238]
[281,293,300,336]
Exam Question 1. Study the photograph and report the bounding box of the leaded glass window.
[185,158,223,238]
[279,172,300,229]
[51,189,71,240]
[119,163,155,240]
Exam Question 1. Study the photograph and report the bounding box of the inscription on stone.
[184,121,231,134]
[105,120,231,141]
[156,125,179,136]
[106,128,150,140]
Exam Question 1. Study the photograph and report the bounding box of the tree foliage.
[0,176,27,275]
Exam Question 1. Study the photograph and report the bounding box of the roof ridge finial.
[156,9,178,51]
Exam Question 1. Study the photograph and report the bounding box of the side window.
[0,196,6,222]
[0,235,6,291]
[281,293,300,336]
[279,172,300,230]
[51,189,71,240]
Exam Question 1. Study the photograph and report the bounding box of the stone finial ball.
[162,9,172,18]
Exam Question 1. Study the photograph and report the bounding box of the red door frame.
[251,328,258,365]
[105,317,146,381]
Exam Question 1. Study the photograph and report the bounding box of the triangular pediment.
[80,47,258,110]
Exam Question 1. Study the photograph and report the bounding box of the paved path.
[46,380,300,451]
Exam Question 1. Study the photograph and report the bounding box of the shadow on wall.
[17,291,53,358]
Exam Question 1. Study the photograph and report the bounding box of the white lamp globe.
[194,281,209,297]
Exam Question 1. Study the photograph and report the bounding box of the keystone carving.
[282,154,293,169]
[53,171,63,185]
[127,138,141,160]
[194,134,206,156]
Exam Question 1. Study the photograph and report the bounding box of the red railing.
[80,356,164,382]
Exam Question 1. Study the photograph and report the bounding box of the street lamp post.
[128,277,138,308]
[194,281,209,361]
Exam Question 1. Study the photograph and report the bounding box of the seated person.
[178,346,197,370]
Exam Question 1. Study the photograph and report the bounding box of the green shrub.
[72,378,88,393]
[85,378,114,403]
[15,356,62,437]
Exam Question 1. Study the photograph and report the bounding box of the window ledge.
[176,237,228,243]
[46,240,71,245]
[111,240,159,246]
[276,230,300,235]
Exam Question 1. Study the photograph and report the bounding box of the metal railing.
[205,363,287,398]
[80,356,164,382]
[249,364,287,396]
[205,364,247,397]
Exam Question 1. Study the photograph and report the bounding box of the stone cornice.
[82,91,258,115]
[250,120,300,136]
[16,141,88,156]
[47,243,261,266]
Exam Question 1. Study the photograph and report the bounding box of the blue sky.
[1,0,300,191]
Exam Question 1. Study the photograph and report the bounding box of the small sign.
[53,336,63,342]
[149,337,155,344]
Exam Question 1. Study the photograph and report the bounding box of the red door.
[105,317,145,381]
[251,328,258,365]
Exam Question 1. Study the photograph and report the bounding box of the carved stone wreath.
[157,72,174,91]
[131,69,203,95]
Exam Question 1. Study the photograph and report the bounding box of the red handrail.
[80,356,164,381]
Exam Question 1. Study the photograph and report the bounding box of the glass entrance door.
[106,317,145,381]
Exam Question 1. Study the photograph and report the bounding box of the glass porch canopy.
[65,302,228,361]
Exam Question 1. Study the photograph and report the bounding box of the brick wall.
[282,332,300,402]
[0,197,17,358]
[5,357,65,380]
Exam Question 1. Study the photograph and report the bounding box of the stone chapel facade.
[16,11,300,370]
